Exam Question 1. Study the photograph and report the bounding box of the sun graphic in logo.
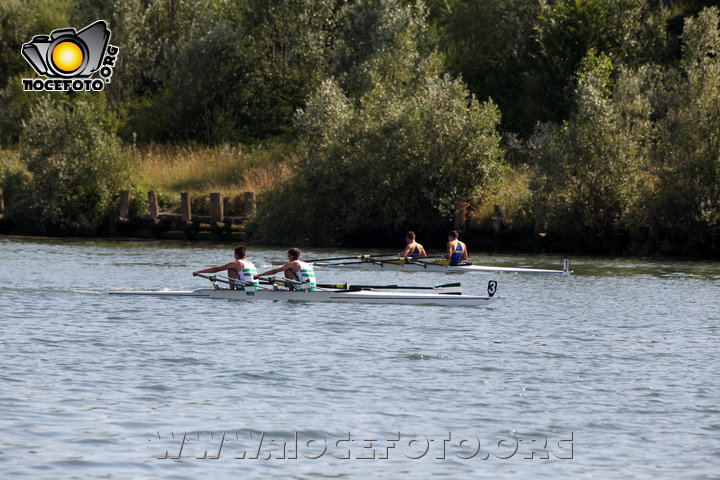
[51,41,84,73]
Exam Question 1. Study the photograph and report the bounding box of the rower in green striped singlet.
[192,246,259,291]
[255,247,318,291]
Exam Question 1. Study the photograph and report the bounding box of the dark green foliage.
[528,53,655,250]
[652,7,720,252]
[331,0,435,99]
[253,51,504,244]
[433,0,542,134]
[0,1,71,143]
[433,0,668,135]
[533,0,668,127]
[15,96,130,230]
[253,1,505,245]
[0,149,30,214]
[0,0,719,253]
[528,7,720,254]
[0,0,71,90]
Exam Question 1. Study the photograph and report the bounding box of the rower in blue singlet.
[400,231,427,259]
[445,230,468,266]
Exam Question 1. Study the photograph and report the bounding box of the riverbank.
[1,142,718,257]
[2,228,719,264]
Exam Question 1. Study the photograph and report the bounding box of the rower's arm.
[254,263,290,279]
[400,245,412,257]
[193,263,234,275]
[445,242,453,259]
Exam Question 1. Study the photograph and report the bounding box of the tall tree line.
[0,0,718,253]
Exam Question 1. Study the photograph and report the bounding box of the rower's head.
[288,247,301,261]
[234,246,247,259]
[406,231,416,242]
[448,230,459,241]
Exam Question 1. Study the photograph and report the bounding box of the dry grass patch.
[129,142,295,196]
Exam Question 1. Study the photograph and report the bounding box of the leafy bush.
[527,7,720,254]
[528,51,654,249]
[253,71,504,245]
[0,149,30,215]
[17,96,131,230]
[652,6,720,251]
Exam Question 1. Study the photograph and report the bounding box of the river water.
[0,236,718,479]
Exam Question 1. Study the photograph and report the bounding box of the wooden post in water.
[453,197,467,230]
[148,191,159,220]
[0,187,5,212]
[493,204,505,233]
[210,192,223,223]
[119,190,130,220]
[244,191,256,216]
[181,192,192,222]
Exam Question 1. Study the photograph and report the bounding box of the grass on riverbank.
[469,165,534,231]
[128,142,296,197]
[4,139,533,232]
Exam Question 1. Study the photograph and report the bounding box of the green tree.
[529,51,655,249]
[331,0,435,99]
[17,96,130,230]
[652,6,720,251]
[252,0,504,245]
[535,0,665,123]
[433,0,541,135]
[70,0,164,110]
[0,0,71,90]
[255,72,503,244]
[0,0,71,144]
[144,0,336,143]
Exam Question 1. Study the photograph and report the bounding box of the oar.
[258,276,309,286]
[206,273,301,287]
[257,276,328,291]
[195,273,265,293]
[320,256,444,266]
[305,253,401,263]
[205,274,461,295]
[213,274,313,290]
[196,272,233,285]
[315,282,462,294]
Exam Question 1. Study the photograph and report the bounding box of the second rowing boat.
[314,258,571,275]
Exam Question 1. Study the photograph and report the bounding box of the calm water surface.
[0,237,718,479]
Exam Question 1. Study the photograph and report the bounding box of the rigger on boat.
[108,274,501,307]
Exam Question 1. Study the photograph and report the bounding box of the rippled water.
[1,236,718,479]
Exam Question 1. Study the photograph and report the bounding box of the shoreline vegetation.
[1,1,719,257]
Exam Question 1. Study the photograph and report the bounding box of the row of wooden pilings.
[118,190,255,225]
[0,187,505,236]
[116,192,500,231]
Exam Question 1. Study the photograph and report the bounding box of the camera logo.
[21,20,119,92]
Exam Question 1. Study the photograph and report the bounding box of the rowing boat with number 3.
[108,275,501,307]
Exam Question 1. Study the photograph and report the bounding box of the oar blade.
[434,282,463,295]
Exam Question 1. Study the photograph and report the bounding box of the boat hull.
[314,261,570,275]
[108,288,499,307]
